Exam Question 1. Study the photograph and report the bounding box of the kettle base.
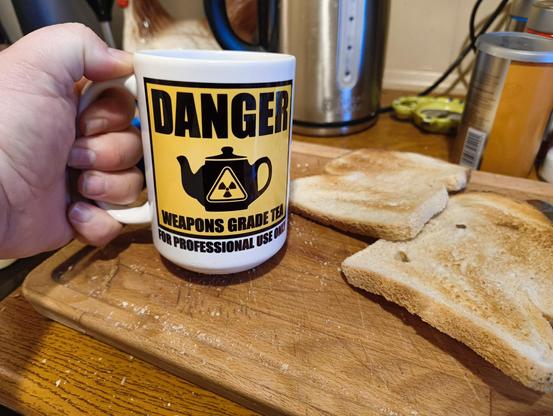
[292,114,378,137]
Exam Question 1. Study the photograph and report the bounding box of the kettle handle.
[203,0,276,51]
[254,157,272,197]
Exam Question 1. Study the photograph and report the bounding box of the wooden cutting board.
[23,142,553,416]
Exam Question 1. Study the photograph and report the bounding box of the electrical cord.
[418,0,508,96]
[378,0,509,114]
[448,5,509,94]
[470,0,485,52]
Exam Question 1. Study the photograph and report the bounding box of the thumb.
[4,23,132,84]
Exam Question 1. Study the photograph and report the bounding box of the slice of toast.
[291,172,448,240]
[342,192,553,392]
[290,149,469,240]
[324,148,469,192]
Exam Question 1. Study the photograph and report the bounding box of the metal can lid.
[476,32,553,63]
[527,0,553,34]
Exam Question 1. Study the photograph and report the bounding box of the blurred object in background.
[539,146,553,183]
[507,0,536,31]
[120,0,255,52]
[0,0,524,98]
[204,0,390,137]
[526,0,553,37]
[392,96,464,134]
[224,0,257,44]
[85,0,116,46]
[440,1,510,97]
[453,32,553,177]
[527,1,553,180]
[0,21,9,51]
[537,111,553,179]
[0,1,23,42]
[7,0,122,46]
[121,0,218,51]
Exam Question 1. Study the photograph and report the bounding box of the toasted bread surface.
[290,149,468,240]
[342,192,553,392]
[291,172,448,240]
[325,148,470,191]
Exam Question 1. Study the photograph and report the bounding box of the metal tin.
[452,32,553,177]
[527,0,553,36]
[507,0,535,31]
[511,0,536,17]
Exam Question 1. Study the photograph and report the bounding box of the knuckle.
[75,212,121,247]
[114,147,128,168]
[124,182,135,204]
[73,23,96,39]
[59,23,93,41]
[125,172,143,202]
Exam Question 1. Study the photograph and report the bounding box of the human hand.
[0,23,142,258]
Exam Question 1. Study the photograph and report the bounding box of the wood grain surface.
[20,142,553,416]
[0,290,257,416]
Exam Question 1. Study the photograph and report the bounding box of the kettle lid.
[206,146,246,161]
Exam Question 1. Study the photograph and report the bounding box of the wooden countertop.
[0,91,524,415]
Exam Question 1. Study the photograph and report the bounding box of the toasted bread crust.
[342,192,553,392]
[290,149,468,241]
[291,182,448,240]
[342,263,553,392]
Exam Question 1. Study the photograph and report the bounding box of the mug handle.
[0,259,16,270]
[78,75,151,225]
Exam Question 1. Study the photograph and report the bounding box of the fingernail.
[68,148,96,168]
[83,118,107,136]
[82,174,106,196]
[69,202,93,223]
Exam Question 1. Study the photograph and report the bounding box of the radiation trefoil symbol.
[206,167,248,203]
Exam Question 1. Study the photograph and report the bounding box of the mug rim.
[135,49,295,64]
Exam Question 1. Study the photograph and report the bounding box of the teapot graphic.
[177,147,272,212]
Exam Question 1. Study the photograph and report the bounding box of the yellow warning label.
[144,78,292,240]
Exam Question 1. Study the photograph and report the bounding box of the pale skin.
[0,24,143,258]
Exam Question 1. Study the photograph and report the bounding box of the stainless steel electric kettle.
[204,0,390,136]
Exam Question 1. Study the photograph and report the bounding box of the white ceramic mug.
[79,50,295,274]
[0,259,16,270]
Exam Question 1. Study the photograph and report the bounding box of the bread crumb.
[120,377,126,385]
[55,379,61,387]
[41,359,47,364]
